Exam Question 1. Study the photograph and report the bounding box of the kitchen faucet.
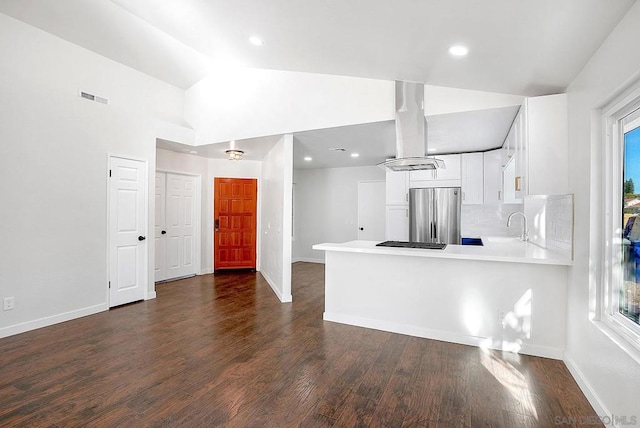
[507,212,529,242]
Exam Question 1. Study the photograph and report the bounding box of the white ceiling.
[1,0,635,168]
[0,0,634,95]
[157,135,282,162]
[294,106,520,169]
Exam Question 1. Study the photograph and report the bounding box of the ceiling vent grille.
[79,90,109,105]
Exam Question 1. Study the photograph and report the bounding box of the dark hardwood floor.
[0,263,600,427]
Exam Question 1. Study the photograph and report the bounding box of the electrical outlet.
[3,297,15,311]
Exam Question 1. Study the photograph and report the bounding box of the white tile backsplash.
[524,194,574,258]
[545,195,574,256]
[461,204,524,238]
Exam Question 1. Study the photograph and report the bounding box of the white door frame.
[107,154,150,306]
[157,169,202,277]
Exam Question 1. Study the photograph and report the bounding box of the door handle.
[138,236,146,241]
[359,227,364,231]
[161,230,166,235]
[214,219,219,232]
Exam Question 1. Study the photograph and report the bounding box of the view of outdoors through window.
[622,124,640,326]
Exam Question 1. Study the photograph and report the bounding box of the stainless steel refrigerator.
[409,187,461,244]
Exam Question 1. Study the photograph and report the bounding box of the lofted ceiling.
[1,0,635,168]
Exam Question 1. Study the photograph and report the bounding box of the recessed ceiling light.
[448,45,469,57]
[427,148,437,153]
[304,156,312,161]
[351,153,360,158]
[249,36,263,46]
[189,150,198,154]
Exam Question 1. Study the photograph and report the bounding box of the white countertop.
[312,238,573,266]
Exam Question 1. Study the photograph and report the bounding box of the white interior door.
[154,172,167,282]
[165,173,196,279]
[358,181,386,241]
[109,156,147,307]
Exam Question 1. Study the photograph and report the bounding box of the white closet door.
[109,156,147,307]
[165,173,196,279]
[154,172,167,282]
[358,181,386,241]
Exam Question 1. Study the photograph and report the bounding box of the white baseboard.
[563,352,614,426]
[292,257,325,264]
[199,268,214,275]
[146,291,156,300]
[0,303,109,339]
[260,271,292,303]
[323,312,563,360]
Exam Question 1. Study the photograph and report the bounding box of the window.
[622,114,640,328]
[603,86,640,351]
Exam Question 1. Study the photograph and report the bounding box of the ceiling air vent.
[329,148,346,152]
[79,90,109,105]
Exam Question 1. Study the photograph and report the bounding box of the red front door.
[214,178,257,270]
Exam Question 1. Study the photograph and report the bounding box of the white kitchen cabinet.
[409,154,461,188]
[385,170,409,241]
[483,149,502,205]
[385,170,409,205]
[502,122,516,167]
[385,205,409,241]
[409,154,461,181]
[513,108,527,200]
[461,153,484,205]
[526,94,568,195]
[501,94,568,199]
[502,157,519,203]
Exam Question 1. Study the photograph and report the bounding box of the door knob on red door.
[138,236,146,241]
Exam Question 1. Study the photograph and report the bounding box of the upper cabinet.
[409,154,461,188]
[501,94,568,200]
[386,170,409,205]
[461,153,484,205]
[526,94,568,195]
[483,149,502,205]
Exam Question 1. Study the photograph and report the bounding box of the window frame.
[602,84,640,354]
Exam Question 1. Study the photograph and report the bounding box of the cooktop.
[376,241,447,250]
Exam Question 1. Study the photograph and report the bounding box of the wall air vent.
[329,148,346,152]
[79,90,109,105]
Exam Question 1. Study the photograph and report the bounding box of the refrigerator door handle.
[433,194,438,242]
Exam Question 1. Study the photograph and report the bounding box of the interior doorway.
[155,171,200,282]
[214,177,258,271]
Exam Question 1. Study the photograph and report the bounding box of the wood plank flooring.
[0,262,601,427]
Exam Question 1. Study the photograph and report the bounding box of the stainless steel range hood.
[378,81,445,171]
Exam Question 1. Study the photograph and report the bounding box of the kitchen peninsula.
[312,239,572,359]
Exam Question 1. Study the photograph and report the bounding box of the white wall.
[0,14,191,337]
[0,14,187,127]
[260,135,293,302]
[156,148,262,274]
[185,68,395,145]
[293,166,386,262]
[565,1,640,419]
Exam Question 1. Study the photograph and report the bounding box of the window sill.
[593,316,640,366]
